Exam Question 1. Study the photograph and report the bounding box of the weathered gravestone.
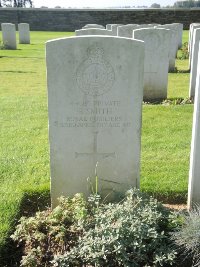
[75,28,114,36]
[18,23,30,44]
[106,24,117,30]
[189,24,198,54]
[188,24,200,53]
[172,23,183,49]
[188,42,200,209]
[148,24,160,26]
[189,24,200,69]
[117,24,155,38]
[117,24,138,38]
[46,36,144,206]
[83,24,105,29]
[189,28,200,99]
[188,23,194,53]
[133,28,170,100]
[168,23,182,51]
[156,24,178,72]
[1,23,16,49]
[110,24,123,35]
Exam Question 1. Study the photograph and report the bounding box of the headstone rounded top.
[82,24,105,29]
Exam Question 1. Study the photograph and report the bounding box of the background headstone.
[117,24,139,38]
[156,24,178,72]
[18,23,30,44]
[189,24,200,69]
[106,24,118,30]
[82,24,105,29]
[188,42,200,209]
[189,28,200,99]
[110,24,123,35]
[1,23,16,49]
[46,36,144,206]
[133,28,170,100]
[117,24,154,38]
[172,23,183,49]
[75,28,114,36]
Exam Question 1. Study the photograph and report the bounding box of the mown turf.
[141,104,192,202]
[0,30,192,266]
[0,31,74,266]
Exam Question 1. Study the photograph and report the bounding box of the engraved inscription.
[76,44,115,96]
[54,99,132,129]
[75,131,116,160]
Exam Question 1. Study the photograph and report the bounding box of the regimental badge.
[76,44,115,96]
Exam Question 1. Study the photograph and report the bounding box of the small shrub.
[0,40,6,50]
[171,206,200,267]
[12,189,179,267]
[162,98,193,106]
[177,42,189,60]
[11,193,87,267]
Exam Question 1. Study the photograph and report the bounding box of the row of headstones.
[46,23,195,208]
[1,23,30,49]
[188,23,200,208]
[75,23,183,101]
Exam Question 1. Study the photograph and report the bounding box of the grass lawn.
[0,30,192,266]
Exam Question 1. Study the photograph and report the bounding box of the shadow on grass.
[0,70,36,73]
[169,68,190,74]
[143,97,193,105]
[0,189,50,267]
[0,56,44,59]
[143,190,188,204]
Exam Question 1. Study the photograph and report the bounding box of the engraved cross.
[75,131,115,160]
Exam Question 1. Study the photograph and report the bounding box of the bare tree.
[1,0,33,7]
[150,3,161,8]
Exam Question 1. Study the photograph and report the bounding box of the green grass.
[0,31,74,266]
[141,104,192,202]
[0,30,193,265]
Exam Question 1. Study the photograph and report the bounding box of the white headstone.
[75,28,114,36]
[110,24,123,35]
[106,24,117,30]
[117,24,155,38]
[189,23,200,52]
[18,23,30,44]
[133,28,170,100]
[46,36,144,206]
[188,23,193,53]
[188,42,200,209]
[117,25,139,38]
[173,23,183,49]
[156,24,178,72]
[189,29,200,99]
[170,23,182,51]
[148,23,160,26]
[82,24,105,29]
[189,24,200,69]
[1,23,16,49]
